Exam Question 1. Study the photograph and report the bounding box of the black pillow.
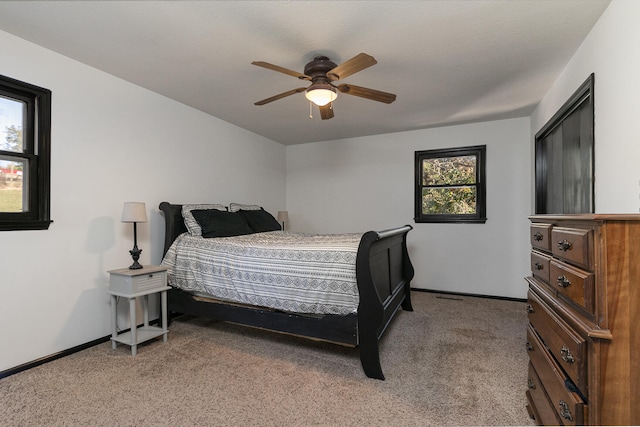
[190,209,253,238]
[239,208,282,233]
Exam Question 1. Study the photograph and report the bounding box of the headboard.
[159,202,187,256]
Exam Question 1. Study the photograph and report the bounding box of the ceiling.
[0,1,610,145]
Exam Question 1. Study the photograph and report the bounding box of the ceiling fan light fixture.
[305,84,337,107]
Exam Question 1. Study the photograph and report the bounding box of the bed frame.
[159,202,414,380]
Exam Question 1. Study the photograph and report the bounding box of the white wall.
[6,0,634,373]
[286,118,532,299]
[0,30,286,372]
[531,0,640,213]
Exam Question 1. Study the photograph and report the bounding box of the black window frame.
[0,74,52,231]
[535,74,594,214]
[414,145,487,224]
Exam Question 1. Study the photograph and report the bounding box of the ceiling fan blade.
[252,61,311,80]
[327,53,377,81]
[254,87,307,105]
[319,104,334,120]
[336,84,396,104]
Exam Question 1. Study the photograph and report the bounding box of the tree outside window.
[414,145,486,223]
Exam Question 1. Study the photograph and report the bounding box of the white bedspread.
[161,231,363,315]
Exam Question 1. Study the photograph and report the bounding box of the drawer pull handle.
[533,232,544,241]
[533,262,543,271]
[559,400,573,421]
[526,341,534,352]
[557,275,571,288]
[560,346,575,364]
[557,239,573,251]
[526,304,534,314]
[527,378,535,390]
[148,274,154,278]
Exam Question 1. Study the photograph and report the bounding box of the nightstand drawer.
[130,271,165,292]
[108,266,167,294]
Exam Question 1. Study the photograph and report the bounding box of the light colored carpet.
[0,291,535,426]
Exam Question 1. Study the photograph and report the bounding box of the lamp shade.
[121,202,147,223]
[277,211,289,223]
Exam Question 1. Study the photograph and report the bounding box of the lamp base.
[128,260,143,270]
[128,246,143,270]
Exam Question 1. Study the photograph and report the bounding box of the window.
[0,74,52,231]
[414,145,486,223]
[535,74,594,214]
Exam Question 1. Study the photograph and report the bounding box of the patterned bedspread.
[161,231,363,315]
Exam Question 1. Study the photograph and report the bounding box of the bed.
[159,201,414,380]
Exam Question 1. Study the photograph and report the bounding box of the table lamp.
[121,202,147,269]
[277,210,289,231]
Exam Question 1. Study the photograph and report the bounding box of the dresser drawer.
[549,260,595,315]
[527,361,562,426]
[551,227,593,270]
[528,290,588,395]
[531,223,552,251]
[527,326,587,425]
[531,251,551,283]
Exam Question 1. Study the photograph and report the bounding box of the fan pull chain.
[309,101,313,119]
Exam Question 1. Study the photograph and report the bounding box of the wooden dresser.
[525,214,640,426]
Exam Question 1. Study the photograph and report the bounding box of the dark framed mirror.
[535,74,594,214]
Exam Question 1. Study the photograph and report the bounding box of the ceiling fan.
[252,53,396,120]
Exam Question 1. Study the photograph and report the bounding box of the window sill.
[414,217,487,224]
[0,220,53,231]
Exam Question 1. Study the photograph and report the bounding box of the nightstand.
[108,265,169,355]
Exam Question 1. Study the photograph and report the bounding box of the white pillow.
[182,204,227,236]
[228,203,261,212]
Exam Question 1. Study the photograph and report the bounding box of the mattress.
[161,231,363,315]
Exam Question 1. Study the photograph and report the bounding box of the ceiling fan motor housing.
[304,56,338,82]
